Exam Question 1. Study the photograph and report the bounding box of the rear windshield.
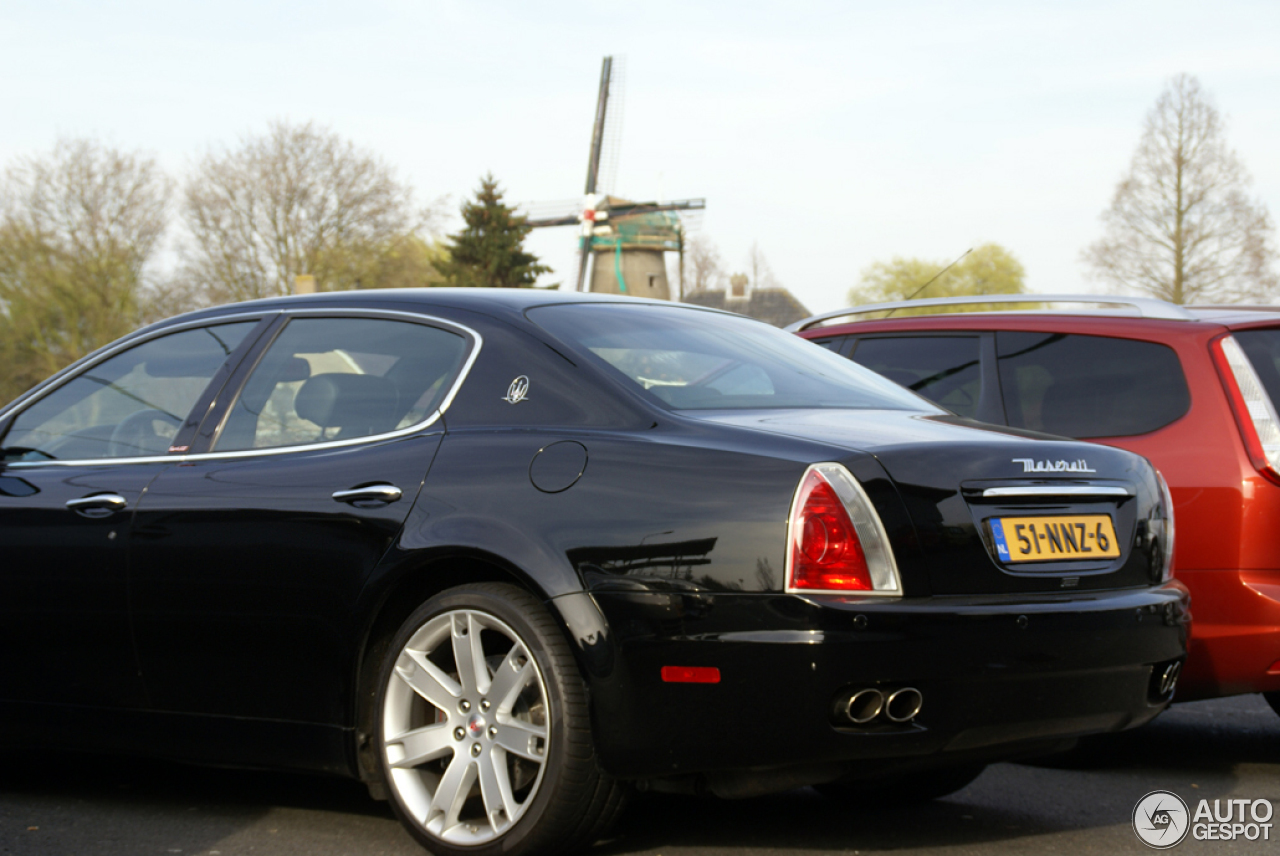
[1233,328,1280,407]
[528,304,934,412]
[996,331,1190,438]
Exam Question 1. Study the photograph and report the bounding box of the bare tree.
[180,120,440,303]
[681,233,724,292]
[0,138,172,401]
[1083,74,1278,304]
[747,241,780,290]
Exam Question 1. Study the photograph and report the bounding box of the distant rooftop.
[682,284,811,328]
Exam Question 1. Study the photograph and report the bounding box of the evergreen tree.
[437,174,550,288]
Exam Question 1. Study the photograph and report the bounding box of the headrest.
[239,356,313,413]
[295,373,398,435]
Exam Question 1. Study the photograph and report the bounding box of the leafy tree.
[0,138,172,403]
[436,174,550,288]
[848,243,1026,311]
[180,120,438,303]
[1083,74,1278,304]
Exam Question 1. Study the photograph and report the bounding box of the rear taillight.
[1211,334,1280,480]
[785,463,902,595]
[1156,471,1176,582]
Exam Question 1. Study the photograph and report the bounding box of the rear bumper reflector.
[661,666,721,684]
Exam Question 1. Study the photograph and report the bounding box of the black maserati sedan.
[0,289,1186,856]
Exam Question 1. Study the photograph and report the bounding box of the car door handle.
[332,484,403,505]
[65,493,128,512]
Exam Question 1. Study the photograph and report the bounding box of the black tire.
[1264,691,1280,719]
[374,583,623,856]
[815,762,986,805]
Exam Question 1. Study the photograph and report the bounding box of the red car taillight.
[1156,470,1176,582]
[1211,334,1280,483]
[785,463,902,595]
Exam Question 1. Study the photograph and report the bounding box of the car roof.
[143,287,748,334]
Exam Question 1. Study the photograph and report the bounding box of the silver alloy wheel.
[382,608,551,846]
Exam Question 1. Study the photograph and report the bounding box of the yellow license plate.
[990,515,1120,563]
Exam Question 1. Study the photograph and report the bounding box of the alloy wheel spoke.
[431,753,478,831]
[452,612,491,696]
[398,649,462,712]
[493,718,548,762]
[477,748,517,828]
[488,645,534,712]
[386,723,455,769]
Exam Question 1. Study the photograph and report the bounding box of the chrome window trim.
[4,307,483,468]
[981,485,1134,498]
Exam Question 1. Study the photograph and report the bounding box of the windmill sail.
[520,55,705,298]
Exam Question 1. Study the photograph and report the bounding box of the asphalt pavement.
[2,694,1278,855]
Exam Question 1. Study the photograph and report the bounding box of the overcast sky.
[3,0,1278,314]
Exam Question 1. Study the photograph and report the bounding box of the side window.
[996,332,1190,438]
[213,317,468,452]
[849,336,982,418]
[2,322,257,461]
[809,337,845,353]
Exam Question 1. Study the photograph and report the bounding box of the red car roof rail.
[787,293,1196,333]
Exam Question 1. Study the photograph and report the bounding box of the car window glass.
[213,317,468,451]
[1232,329,1280,412]
[2,322,257,461]
[528,304,933,412]
[996,331,1190,438]
[849,336,981,418]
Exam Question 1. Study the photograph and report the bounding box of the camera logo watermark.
[1134,790,1189,849]
[1133,790,1275,847]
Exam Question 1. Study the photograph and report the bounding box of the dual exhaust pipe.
[837,687,923,725]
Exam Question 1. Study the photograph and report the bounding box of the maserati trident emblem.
[1012,457,1096,474]
[503,375,530,404]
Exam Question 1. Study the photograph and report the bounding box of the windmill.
[523,57,706,300]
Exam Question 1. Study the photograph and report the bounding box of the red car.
[793,294,1280,712]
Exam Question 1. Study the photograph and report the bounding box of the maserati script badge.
[503,375,530,404]
[1012,458,1096,474]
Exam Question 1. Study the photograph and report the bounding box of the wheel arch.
[349,548,616,791]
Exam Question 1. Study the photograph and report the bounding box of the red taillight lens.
[1211,334,1280,482]
[789,469,873,591]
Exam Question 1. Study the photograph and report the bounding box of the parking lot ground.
[2,694,1278,856]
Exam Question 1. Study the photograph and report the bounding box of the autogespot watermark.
[1133,789,1275,848]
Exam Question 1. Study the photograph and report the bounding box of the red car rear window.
[995,331,1190,438]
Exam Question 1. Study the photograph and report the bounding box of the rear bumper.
[1176,568,1280,700]
[583,584,1189,778]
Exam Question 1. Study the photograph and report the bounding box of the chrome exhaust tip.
[884,687,923,722]
[1157,661,1182,697]
[840,688,885,724]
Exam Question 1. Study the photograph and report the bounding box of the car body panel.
[129,433,442,722]
[0,463,165,708]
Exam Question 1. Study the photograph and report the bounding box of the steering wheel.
[107,409,183,458]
